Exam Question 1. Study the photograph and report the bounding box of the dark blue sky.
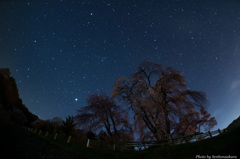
[1,0,240,130]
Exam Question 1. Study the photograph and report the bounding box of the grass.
[1,116,240,159]
[0,118,84,159]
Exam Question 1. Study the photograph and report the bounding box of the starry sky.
[1,0,240,130]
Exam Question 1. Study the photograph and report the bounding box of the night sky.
[1,0,240,130]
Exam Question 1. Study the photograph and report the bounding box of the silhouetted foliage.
[51,117,63,127]
[31,119,50,132]
[86,131,96,140]
[48,117,63,133]
[74,129,87,139]
[112,61,217,140]
[97,130,108,140]
[75,93,133,141]
[31,118,60,133]
[62,116,76,136]
[31,116,77,136]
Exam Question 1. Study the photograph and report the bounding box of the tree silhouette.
[86,131,96,139]
[75,93,133,141]
[61,116,76,136]
[112,61,217,140]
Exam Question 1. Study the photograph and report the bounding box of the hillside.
[227,115,240,132]
[1,115,240,159]
[0,68,38,126]
[0,115,86,159]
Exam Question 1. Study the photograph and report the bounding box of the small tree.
[62,116,76,136]
[75,93,133,141]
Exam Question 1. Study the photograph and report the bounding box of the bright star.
[75,98,78,101]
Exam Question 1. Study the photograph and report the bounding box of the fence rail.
[26,127,225,151]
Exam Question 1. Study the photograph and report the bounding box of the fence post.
[144,141,147,149]
[208,131,212,138]
[172,139,175,146]
[67,136,71,144]
[54,133,57,140]
[45,131,48,137]
[86,139,90,148]
[218,129,221,134]
[113,143,116,151]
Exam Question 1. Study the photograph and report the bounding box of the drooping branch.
[113,61,217,141]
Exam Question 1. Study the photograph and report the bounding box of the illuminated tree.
[112,61,217,140]
[75,93,133,141]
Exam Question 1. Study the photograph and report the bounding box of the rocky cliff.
[0,68,38,126]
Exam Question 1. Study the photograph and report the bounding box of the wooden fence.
[26,127,225,151]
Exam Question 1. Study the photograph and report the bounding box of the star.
[0,0,238,131]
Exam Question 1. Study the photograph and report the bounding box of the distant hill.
[226,115,240,132]
[0,68,38,126]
